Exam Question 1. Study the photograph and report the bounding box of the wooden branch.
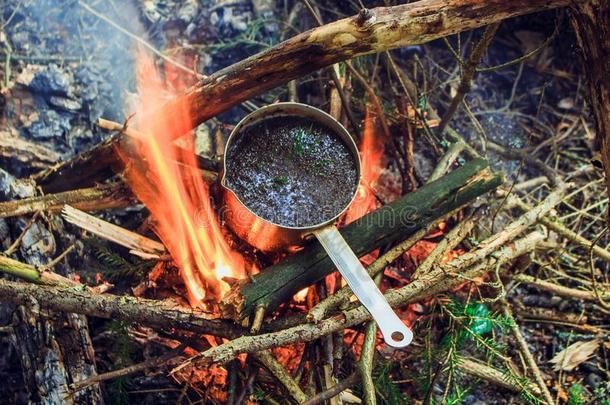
[302,372,360,405]
[510,196,610,263]
[222,159,503,319]
[61,205,166,259]
[33,0,580,193]
[437,23,500,134]
[501,300,555,405]
[0,255,80,286]
[0,278,243,338]
[457,358,541,396]
[570,1,610,217]
[0,182,131,219]
[513,274,610,302]
[253,351,308,403]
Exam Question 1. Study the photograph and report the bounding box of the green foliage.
[502,370,543,404]
[107,376,133,405]
[105,321,136,404]
[422,298,539,403]
[205,19,276,53]
[272,176,288,189]
[373,362,410,405]
[593,383,610,405]
[568,383,585,405]
[87,237,154,282]
[444,383,472,405]
[417,94,427,112]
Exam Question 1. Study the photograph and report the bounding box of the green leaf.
[417,94,427,111]
[465,303,493,336]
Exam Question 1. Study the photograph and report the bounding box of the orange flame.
[344,102,387,224]
[118,49,244,305]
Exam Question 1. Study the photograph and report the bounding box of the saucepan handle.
[313,225,413,348]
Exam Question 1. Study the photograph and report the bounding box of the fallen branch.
[302,372,360,405]
[0,255,79,286]
[254,351,308,404]
[437,23,500,134]
[511,196,610,263]
[513,274,610,302]
[0,182,131,219]
[0,278,243,338]
[33,0,581,193]
[457,357,541,396]
[501,300,555,405]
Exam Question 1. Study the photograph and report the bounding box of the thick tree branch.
[0,278,243,338]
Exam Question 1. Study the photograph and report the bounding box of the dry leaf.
[339,390,362,404]
[550,339,600,371]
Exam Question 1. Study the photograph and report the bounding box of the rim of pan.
[221,102,362,231]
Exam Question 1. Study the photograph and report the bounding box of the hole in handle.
[382,325,413,348]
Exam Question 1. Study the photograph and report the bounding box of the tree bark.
[33,0,580,193]
[570,1,610,212]
[0,171,102,404]
[222,159,503,319]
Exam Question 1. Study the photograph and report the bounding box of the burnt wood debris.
[0,0,609,403]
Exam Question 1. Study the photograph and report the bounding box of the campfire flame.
[118,49,244,304]
[344,103,386,224]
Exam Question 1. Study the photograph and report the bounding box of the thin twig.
[254,350,308,403]
[501,300,555,405]
[511,197,610,263]
[437,23,501,134]
[411,213,477,279]
[359,273,382,405]
[302,372,360,405]
[513,274,610,302]
[589,228,610,309]
[71,344,188,392]
[3,211,40,255]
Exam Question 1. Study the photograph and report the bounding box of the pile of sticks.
[0,0,609,403]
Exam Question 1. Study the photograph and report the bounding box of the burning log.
[223,158,503,319]
[32,0,581,193]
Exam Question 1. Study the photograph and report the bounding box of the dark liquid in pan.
[224,116,359,227]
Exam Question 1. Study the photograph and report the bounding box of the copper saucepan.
[221,102,412,348]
